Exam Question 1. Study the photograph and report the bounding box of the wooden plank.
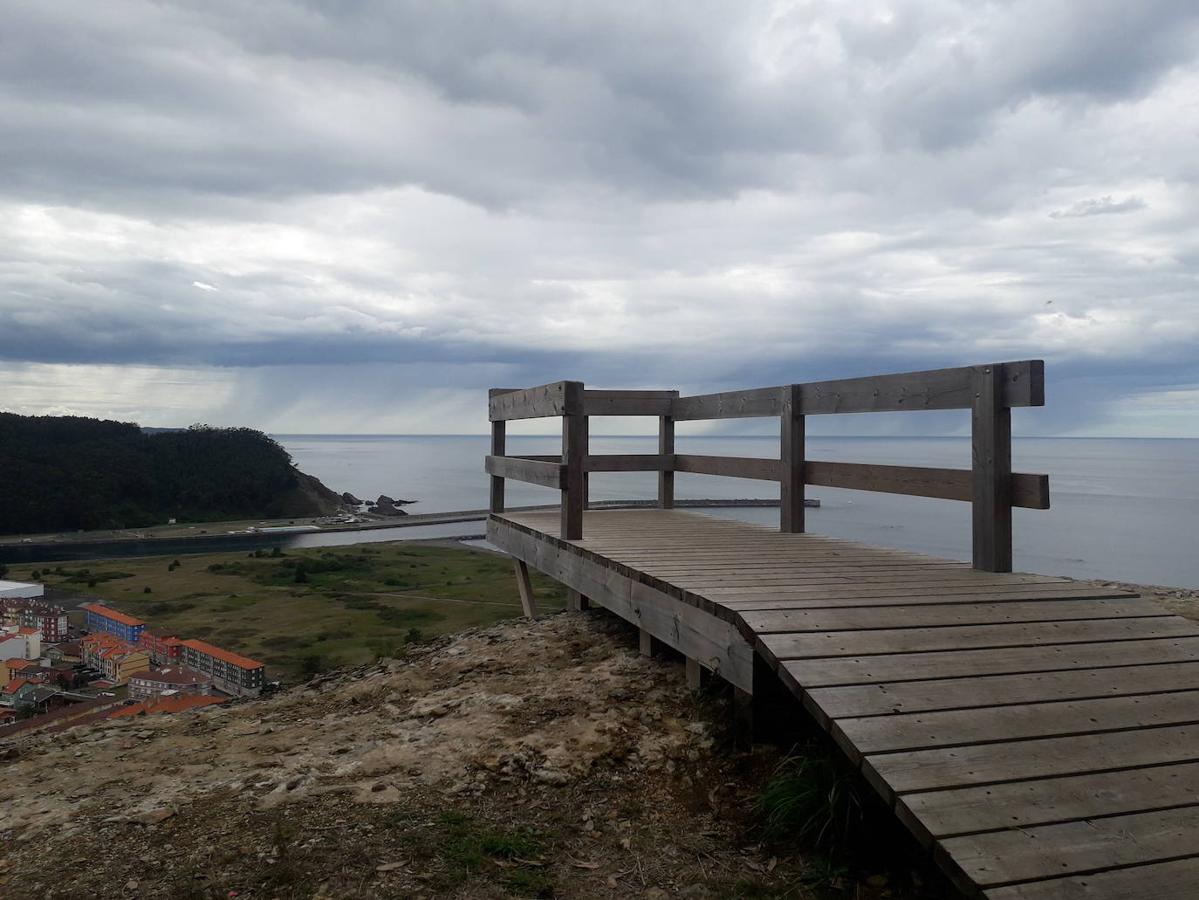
[795,360,1044,415]
[489,420,506,514]
[561,382,585,541]
[514,560,537,619]
[584,453,671,472]
[583,390,675,417]
[715,586,1133,610]
[762,617,1191,660]
[863,722,1199,797]
[673,454,782,481]
[806,661,1199,720]
[489,381,572,420]
[984,856,1199,900]
[672,386,784,421]
[901,760,1199,841]
[941,805,1199,888]
[835,689,1199,758]
[702,577,1078,596]
[666,361,1044,420]
[777,636,1199,689]
[484,455,565,489]
[781,384,805,532]
[686,656,703,690]
[973,364,1013,571]
[806,461,1049,510]
[741,599,1161,633]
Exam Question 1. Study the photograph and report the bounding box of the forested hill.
[0,413,344,534]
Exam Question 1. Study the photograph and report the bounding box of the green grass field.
[31,542,567,681]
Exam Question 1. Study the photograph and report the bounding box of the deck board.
[489,508,1199,899]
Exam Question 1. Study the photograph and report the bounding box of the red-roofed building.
[81,603,145,643]
[5,658,44,682]
[139,631,184,666]
[179,639,264,697]
[81,633,149,684]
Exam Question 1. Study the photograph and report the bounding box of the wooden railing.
[486,361,1049,572]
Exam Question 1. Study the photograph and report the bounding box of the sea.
[277,434,1199,591]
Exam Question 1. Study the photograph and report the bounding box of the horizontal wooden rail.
[585,453,673,472]
[583,390,675,417]
[674,454,783,481]
[805,461,1050,510]
[671,361,1044,421]
[489,381,578,421]
[484,455,565,490]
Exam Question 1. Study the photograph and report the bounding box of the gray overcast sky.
[2,1,1198,435]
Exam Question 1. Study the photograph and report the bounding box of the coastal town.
[1,577,265,739]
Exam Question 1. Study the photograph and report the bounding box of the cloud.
[1,1,1198,434]
[1050,196,1149,218]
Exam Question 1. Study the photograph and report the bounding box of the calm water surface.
[278,435,1199,589]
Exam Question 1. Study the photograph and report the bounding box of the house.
[0,625,41,660]
[19,604,67,642]
[128,667,212,700]
[13,685,64,715]
[139,631,184,666]
[80,602,145,644]
[2,678,33,706]
[5,658,45,682]
[179,639,265,697]
[81,633,150,684]
[46,641,82,664]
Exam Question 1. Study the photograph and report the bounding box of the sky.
[2,1,1198,437]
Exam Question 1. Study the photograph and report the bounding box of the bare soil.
[0,612,942,900]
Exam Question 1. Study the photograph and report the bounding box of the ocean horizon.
[277,434,1199,590]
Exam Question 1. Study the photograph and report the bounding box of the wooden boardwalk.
[490,508,1199,899]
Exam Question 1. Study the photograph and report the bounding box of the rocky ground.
[0,612,943,900]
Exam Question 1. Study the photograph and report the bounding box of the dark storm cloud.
[1,1,1198,433]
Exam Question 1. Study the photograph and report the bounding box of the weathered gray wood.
[674,454,782,481]
[561,381,586,541]
[584,453,671,472]
[672,386,785,421]
[583,390,675,416]
[973,365,1013,571]
[487,517,754,691]
[666,361,1044,421]
[806,661,1199,720]
[513,559,537,619]
[686,656,703,690]
[901,759,1199,842]
[639,628,658,657]
[762,617,1190,660]
[485,455,565,489]
[780,384,805,533]
[489,380,573,421]
[778,636,1199,689]
[489,420,506,514]
[796,360,1044,415]
[659,399,676,509]
[566,589,589,611]
[863,722,1199,797]
[741,599,1162,634]
[806,460,1049,510]
[941,805,1199,888]
[835,689,1199,759]
[984,855,1199,900]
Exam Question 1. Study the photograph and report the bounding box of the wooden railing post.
[561,381,586,540]
[658,391,678,509]
[489,420,506,514]
[972,365,1012,572]
[780,384,805,533]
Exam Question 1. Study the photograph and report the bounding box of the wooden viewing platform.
[485,363,1199,899]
